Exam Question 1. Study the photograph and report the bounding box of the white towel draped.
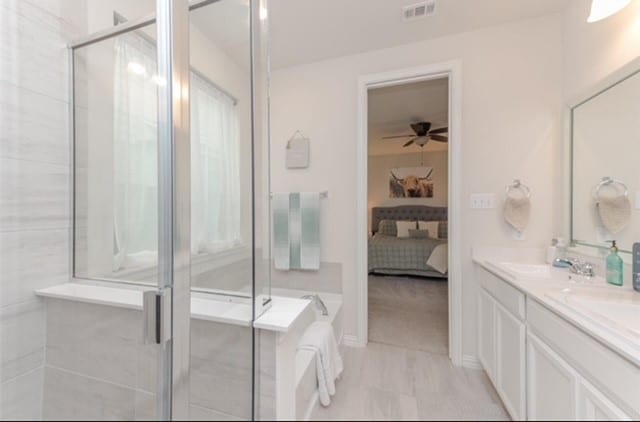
[597,195,631,234]
[504,196,531,232]
[298,321,343,407]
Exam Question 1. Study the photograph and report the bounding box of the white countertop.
[36,283,311,333]
[473,252,640,367]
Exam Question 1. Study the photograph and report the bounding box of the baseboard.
[462,354,483,370]
[342,334,365,348]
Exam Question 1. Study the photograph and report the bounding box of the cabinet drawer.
[477,267,525,320]
[527,299,640,418]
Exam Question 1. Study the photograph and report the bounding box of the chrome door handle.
[143,289,172,345]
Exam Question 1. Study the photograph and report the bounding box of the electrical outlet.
[470,193,496,209]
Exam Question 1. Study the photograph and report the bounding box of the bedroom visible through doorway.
[366,77,450,355]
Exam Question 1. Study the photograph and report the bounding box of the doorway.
[367,77,450,354]
[355,62,463,365]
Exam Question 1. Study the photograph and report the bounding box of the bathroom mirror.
[570,59,640,254]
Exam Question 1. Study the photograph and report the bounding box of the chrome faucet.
[555,258,595,277]
[301,294,329,316]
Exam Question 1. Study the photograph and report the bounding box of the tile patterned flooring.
[311,275,509,421]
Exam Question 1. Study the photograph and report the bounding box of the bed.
[368,205,448,279]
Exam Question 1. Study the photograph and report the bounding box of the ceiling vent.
[402,1,436,21]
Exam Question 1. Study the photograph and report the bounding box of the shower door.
[66,0,270,420]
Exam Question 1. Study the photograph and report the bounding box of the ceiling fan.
[382,121,448,147]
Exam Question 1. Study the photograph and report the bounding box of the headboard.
[371,205,448,233]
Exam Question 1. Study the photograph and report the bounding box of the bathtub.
[269,288,343,420]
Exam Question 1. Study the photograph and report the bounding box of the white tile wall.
[0,0,82,419]
[41,300,255,421]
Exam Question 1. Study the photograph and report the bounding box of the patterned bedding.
[368,233,447,277]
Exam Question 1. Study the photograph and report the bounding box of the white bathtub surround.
[298,321,343,407]
[473,247,640,419]
[258,288,344,420]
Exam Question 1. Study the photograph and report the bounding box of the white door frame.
[355,61,463,366]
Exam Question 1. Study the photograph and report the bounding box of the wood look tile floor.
[311,275,509,421]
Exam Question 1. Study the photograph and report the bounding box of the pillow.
[427,243,448,274]
[396,220,416,238]
[418,221,440,239]
[378,220,397,236]
[409,229,430,239]
[438,221,448,239]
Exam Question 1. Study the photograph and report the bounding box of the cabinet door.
[478,289,496,381]
[496,303,525,420]
[527,331,578,420]
[578,378,631,421]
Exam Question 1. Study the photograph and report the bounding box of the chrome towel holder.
[593,177,628,199]
[506,179,531,198]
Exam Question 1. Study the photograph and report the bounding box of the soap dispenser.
[606,240,623,286]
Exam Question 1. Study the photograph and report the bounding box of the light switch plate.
[470,193,496,209]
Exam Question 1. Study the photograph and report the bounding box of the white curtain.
[112,35,242,270]
[113,34,159,271]
[190,71,242,255]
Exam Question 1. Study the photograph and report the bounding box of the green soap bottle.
[606,240,623,286]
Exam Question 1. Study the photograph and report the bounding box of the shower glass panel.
[66,0,271,420]
[73,25,161,284]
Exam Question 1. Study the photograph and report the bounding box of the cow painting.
[389,167,434,198]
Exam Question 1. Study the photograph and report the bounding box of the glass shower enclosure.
[65,0,270,419]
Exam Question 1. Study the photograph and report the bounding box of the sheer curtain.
[113,34,159,271]
[190,72,242,255]
[113,35,242,271]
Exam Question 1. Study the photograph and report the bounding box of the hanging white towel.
[597,195,631,234]
[504,196,531,232]
[298,321,343,407]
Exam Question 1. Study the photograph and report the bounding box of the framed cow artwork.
[389,167,434,198]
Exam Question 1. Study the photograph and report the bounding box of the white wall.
[562,0,640,101]
[368,151,449,227]
[270,14,564,357]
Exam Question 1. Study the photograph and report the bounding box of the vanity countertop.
[473,251,640,368]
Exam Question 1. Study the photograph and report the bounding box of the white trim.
[462,354,483,370]
[342,334,362,348]
[355,61,464,366]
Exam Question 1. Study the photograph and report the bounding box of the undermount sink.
[547,289,640,349]
[499,262,551,278]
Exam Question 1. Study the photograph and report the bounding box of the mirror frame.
[567,56,640,255]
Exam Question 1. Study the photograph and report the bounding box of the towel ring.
[506,179,531,199]
[593,177,628,199]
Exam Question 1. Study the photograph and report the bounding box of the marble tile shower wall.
[0,1,85,419]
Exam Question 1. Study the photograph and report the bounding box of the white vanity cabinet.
[476,264,639,421]
[477,268,526,420]
[527,330,578,420]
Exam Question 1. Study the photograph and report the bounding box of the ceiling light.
[587,0,631,23]
[127,62,147,76]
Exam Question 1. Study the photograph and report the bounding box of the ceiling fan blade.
[382,134,414,139]
[403,138,417,147]
[430,134,448,142]
[430,127,448,134]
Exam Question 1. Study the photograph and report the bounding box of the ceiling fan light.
[587,0,631,22]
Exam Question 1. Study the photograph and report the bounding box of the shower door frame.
[67,1,219,419]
